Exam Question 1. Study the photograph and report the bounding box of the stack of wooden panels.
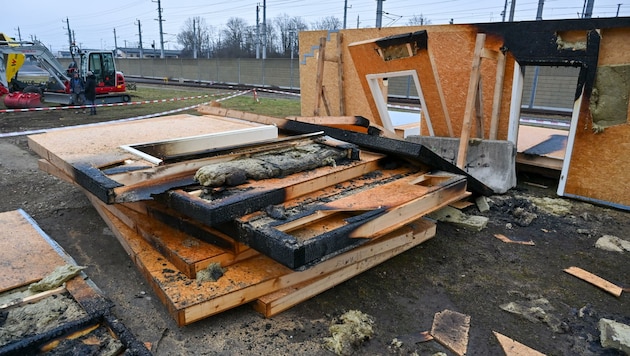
[28,112,469,326]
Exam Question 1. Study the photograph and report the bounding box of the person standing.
[70,72,85,106]
[85,71,97,115]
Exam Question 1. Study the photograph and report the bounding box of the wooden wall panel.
[564,28,630,208]
[299,25,515,140]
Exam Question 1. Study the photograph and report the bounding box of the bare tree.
[407,14,432,26]
[311,16,342,31]
[177,17,214,58]
[219,17,249,57]
[274,14,308,57]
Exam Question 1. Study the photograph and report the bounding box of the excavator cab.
[81,51,126,94]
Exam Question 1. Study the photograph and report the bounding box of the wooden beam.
[475,76,485,138]
[337,32,345,116]
[489,50,506,140]
[456,33,486,169]
[314,37,326,116]
[428,49,454,137]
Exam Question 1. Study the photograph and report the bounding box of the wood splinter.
[494,233,535,246]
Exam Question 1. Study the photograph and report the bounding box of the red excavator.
[0,33,130,109]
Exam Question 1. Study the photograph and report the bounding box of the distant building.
[115,47,181,59]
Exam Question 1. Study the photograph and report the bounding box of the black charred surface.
[72,163,122,204]
[157,187,288,228]
[375,30,428,50]
[147,205,235,250]
[277,120,493,196]
[0,314,104,356]
[476,17,630,100]
[103,312,153,356]
[237,207,385,270]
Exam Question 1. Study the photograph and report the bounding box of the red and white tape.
[0,91,241,114]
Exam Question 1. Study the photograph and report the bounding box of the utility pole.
[376,0,385,28]
[15,27,22,41]
[343,0,351,29]
[357,15,360,29]
[113,28,118,55]
[536,0,544,20]
[262,0,267,60]
[153,0,165,58]
[136,19,144,58]
[256,5,260,59]
[502,0,508,21]
[509,0,516,21]
[617,3,622,16]
[582,0,594,18]
[193,18,197,59]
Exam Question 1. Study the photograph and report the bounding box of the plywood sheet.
[0,210,67,292]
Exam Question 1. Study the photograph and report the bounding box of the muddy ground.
[0,108,629,355]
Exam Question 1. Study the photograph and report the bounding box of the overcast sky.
[3,0,627,53]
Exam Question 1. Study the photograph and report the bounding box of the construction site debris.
[493,331,546,356]
[511,207,538,227]
[598,318,630,354]
[430,309,470,356]
[528,196,573,216]
[500,295,568,333]
[324,310,375,356]
[428,206,488,232]
[595,235,630,253]
[28,264,85,293]
[194,143,347,187]
[493,233,535,246]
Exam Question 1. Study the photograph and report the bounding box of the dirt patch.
[0,109,629,355]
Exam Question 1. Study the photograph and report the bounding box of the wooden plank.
[253,219,436,317]
[456,33,486,169]
[493,331,546,356]
[314,37,326,116]
[564,266,623,297]
[494,234,535,246]
[0,210,68,292]
[0,286,66,311]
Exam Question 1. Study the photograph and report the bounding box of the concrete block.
[406,136,517,194]
[599,318,630,354]
[428,206,488,232]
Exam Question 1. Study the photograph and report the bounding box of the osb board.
[27,114,267,178]
[564,28,630,208]
[88,192,437,326]
[299,26,515,140]
[0,210,68,292]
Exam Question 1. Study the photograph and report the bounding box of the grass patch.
[219,95,301,117]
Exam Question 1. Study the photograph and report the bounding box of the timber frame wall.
[298,17,630,209]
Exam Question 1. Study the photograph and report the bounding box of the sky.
[3,0,627,53]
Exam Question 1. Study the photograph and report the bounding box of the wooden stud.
[456,33,486,169]
[314,37,326,116]
[489,50,506,140]
[337,32,345,116]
